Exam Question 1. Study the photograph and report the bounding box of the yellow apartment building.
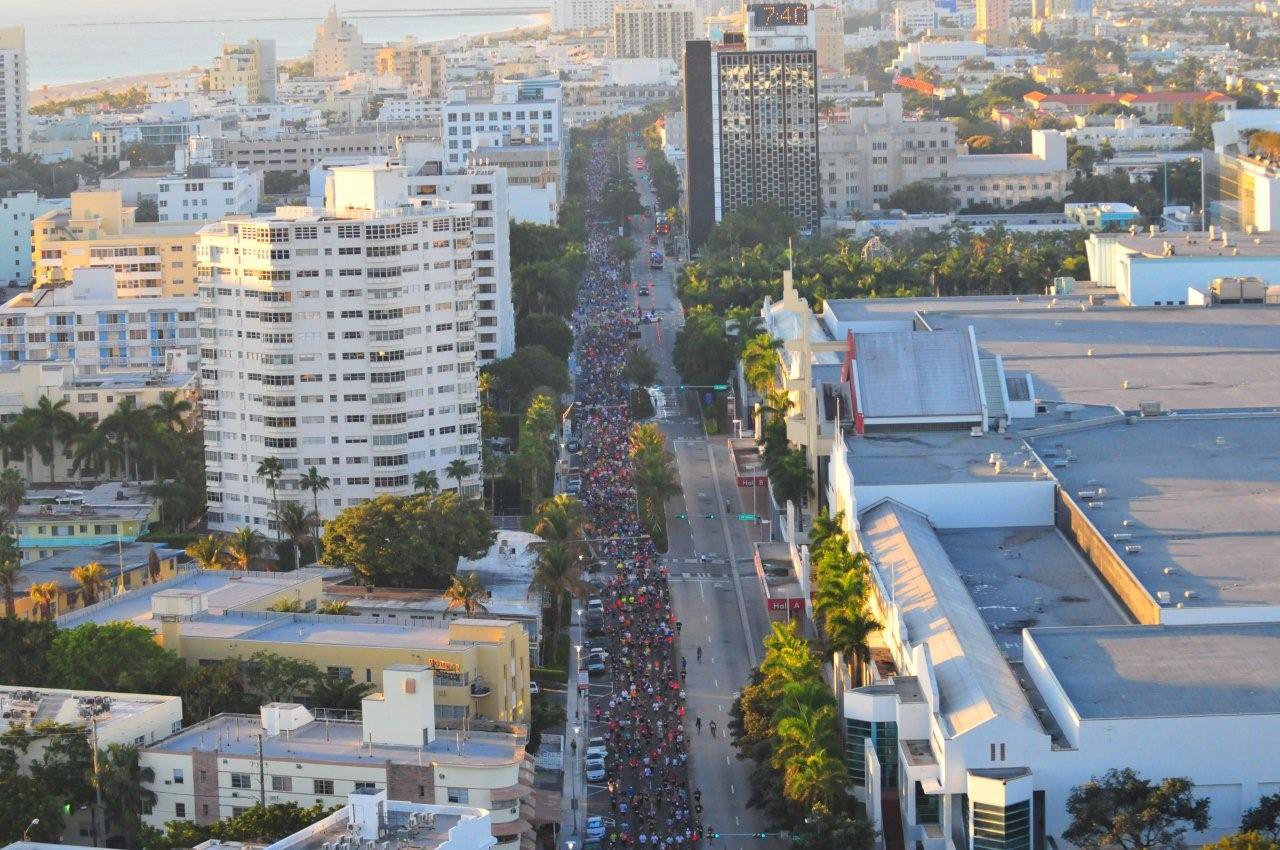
[32,190,201,297]
[11,542,183,620]
[57,568,531,724]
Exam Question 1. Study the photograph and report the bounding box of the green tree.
[70,561,109,606]
[28,581,59,621]
[1064,768,1211,850]
[308,678,374,712]
[245,651,324,704]
[0,617,56,684]
[25,396,79,484]
[515,394,559,505]
[47,622,186,694]
[97,743,156,849]
[444,572,491,615]
[299,466,330,524]
[516,313,574,360]
[787,809,878,850]
[185,534,226,570]
[273,501,315,569]
[256,456,285,544]
[178,658,252,723]
[101,396,151,483]
[702,202,797,258]
[672,307,734,388]
[413,469,440,494]
[447,457,476,493]
[1207,835,1280,850]
[0,467,26,530]
[0,534,23,617]
[624,345,659,388]
[1243,792,1280,840]
[148,391,193,431]
[886,181,959,213]
[769,447,812,510]
[321,492,494,588]
[224,527,266,570]
[134,198,159,222]
[613,236,639,263]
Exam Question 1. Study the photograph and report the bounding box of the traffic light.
[757,833,769,839]
[677,513,687,520]
[711,831,721,840]
[705,513,717,520]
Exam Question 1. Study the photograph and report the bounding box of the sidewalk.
[557,606,586,848]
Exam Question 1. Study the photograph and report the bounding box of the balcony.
[470,680,492,698]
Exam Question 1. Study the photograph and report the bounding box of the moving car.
[638,286,650,296]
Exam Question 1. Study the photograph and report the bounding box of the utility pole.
[256,733,266,806]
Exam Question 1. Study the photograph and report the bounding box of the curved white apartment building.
[198,164,482,533]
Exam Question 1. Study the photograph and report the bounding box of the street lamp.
[23,819,39,840]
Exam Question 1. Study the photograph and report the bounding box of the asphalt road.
[625,151,781,850]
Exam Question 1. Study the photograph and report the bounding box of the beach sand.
[27,14,551,108]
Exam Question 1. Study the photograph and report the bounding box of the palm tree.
[825,604,880,686]
[101,397,150,483]
[70,427,119,480]
[533,541,587,664]
[273,500,315,569]
[633,447,681,537]
[5,415,37,483]
[185,534,226,570]
[773,700,840,772]
[444,572,491,615]
[783,749,847,811]
[629,422,666,458]
[224,527,266,571]
[71,561,108,607]
[28,580,59,620]
[148,391,193,432]
[446,458,475,493]
[97,743,156,850]
[0,468,24,532]
[27,396,79,484]
[256,457,285,544]
[759,388,793,424]
[317,599,350,615]
[300,466,330,558]
[533,494,588,546]
[477,371,494,409]
[813,564,869,622]
[741,333,782,395]
[0,535,22,618]
[309,677,376,711]
[413,469,440,494]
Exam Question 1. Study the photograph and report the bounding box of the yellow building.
[376,38,445,97]
[11,542,183,620]
[57,568,531,724]
[32,190,201,297]
[13,481,160,563]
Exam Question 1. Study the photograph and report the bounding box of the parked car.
[585,757,606,782]
[586,816,612,841]
[529,681,540,695]
[586,655,607,676]
[586,737,608,759]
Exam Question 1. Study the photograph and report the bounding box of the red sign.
[736,474,770,487]
[766,598,806,613]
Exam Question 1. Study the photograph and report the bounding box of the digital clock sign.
[751,3,810,27]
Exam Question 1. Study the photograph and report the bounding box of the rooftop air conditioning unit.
[1112,532,1133,541]
[1087,501,1104,509]
[1156,591,1172,604]
[1184,590,1199,599]
[1124,544,1142,554]
[1163,567,1176,575]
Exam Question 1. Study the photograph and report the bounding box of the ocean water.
[7,0,547,88]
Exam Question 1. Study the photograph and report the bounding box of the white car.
[586,737,608,760]
[585,757,607,782]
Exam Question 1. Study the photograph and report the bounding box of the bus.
[649,251,664,269]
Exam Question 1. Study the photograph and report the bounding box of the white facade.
[0,267,198,371]
[1064,116,1193,151]
[611,2,700,66]
[553,0,626,31]
[198,164,482,532]
[938,130,1070,208]
[0,28,27,155]
[378,98,441,123]
[894,1,942,37]
[819,94,957,217]
[894,39,987,71]
[0,192,63,285]
[443,84,563,168]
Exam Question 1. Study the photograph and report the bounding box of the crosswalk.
[650,386,684,421]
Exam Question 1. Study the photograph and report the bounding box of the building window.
[916,781,940,824]
[314,779,335,795]
[175,802,186,819]
[272,775,292,792]
[230,772,252,789]
[447,788,469,804]
[355,781,378,792]
[973,800,1031,850]
[173,768,184,784]
[843,718,897,787]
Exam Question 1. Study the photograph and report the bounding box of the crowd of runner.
[571,138,703,850]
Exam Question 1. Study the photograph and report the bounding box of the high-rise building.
[0,191,64,285]
[376,37,447,97]
[197,164,482,532]
[684,7,820,251]
[32,190,202,298]
[312,6,372,77]
[611,2,700,66]
[209,39,278,104]
[553,0,628,31]
[812,4,846,72]
[0,27,28,155]
[975,0,1011,41]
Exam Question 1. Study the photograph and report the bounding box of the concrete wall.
[1053,488,1160,624]
[853,480,1055,529]
[1126,255,1280,306]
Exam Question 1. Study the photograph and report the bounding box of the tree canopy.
[1064,768,1211,850]
[516,313,574,360]
[321,492,495,588]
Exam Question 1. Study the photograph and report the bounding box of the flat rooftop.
[826,296,1280,410]
[937,526,1128,660]
[1110,229,1280,258]
[847,429,1045,486]
[1033,415,1280,610]
[57,567,347,629]
[280,806,465,850]
[148,713,522,766]
[0,684,177,730]
[1029,622,1280,719]
[17,542,182,593]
